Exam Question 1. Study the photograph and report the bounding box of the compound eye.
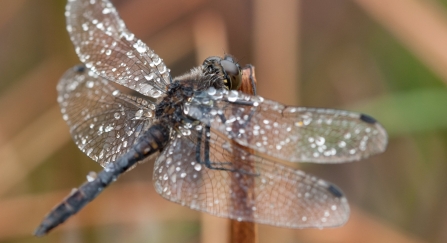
[221,59,242,90]
[223,55,236,63]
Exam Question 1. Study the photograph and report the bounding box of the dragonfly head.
[203,55,242,91]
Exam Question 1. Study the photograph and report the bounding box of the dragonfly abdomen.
[34,124,170,236]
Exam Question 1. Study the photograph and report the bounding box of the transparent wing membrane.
[187,88,388,163]
[154,128,350,228]
[57,65,156,166]
[65,0,171,98]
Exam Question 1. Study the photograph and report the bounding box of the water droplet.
[82,23,89,31]
[152,54,161,65]
[86,81,94,88]
[194,164,202,171]
[181,128,191,136]
[133,40,147,53]
[150,90,162,98]
[315,136,325,146]
[144,73,155,81]
[183,105,190,114]
[228,90,238,102]
[121,31,134,41]
[102,7,111,14]
[207,87,216,95]
[157,64,166,73]
[86,171,97,182]
[135,110,143,119]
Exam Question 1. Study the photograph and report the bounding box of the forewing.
[154,128,350,228]
[58,65,156,166]
[65,0,170,98]
[187,89,388,163]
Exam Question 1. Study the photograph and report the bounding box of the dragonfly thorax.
[155,81,194,127]
[154,55,243,133]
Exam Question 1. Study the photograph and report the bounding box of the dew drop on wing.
[86,171,97,182]
[359,113,377,124]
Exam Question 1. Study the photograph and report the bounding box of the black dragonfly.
[34,0,388,236]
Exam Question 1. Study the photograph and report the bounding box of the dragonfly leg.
[195,125,236,171]
[195,126,259,176]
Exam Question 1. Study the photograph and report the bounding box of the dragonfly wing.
[66,0,170,99]
[154,128,350,228]
[58,65,156,166]
[187,89,388,163]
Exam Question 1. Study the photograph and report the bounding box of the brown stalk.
[229,67,258,243]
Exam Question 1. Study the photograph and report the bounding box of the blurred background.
[0,0,446,242]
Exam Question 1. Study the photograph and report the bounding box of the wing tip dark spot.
[360,113,377,124]
[74,64,86,73]
[327,184,344,198]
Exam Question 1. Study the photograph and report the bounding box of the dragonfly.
[34,0,388,236]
